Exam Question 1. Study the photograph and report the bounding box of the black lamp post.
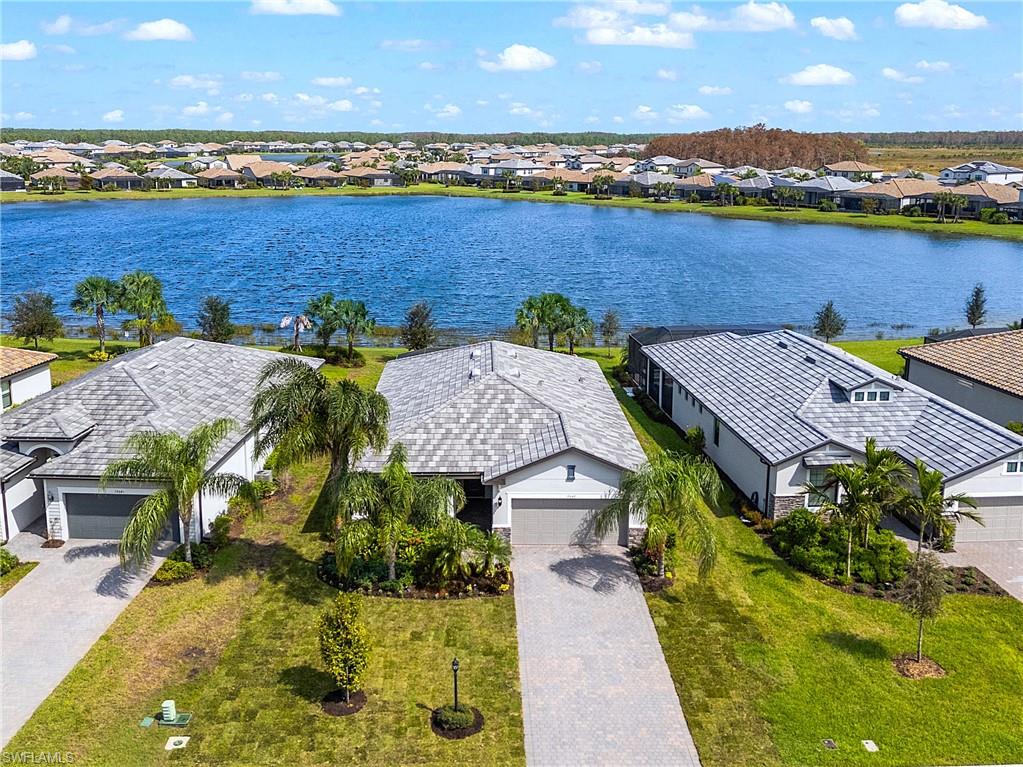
[451,657,460,710]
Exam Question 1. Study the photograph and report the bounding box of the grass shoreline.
[3,183,1020,240]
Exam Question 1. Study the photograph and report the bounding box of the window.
[1007,462,1021,474]
[566,465,576,482]
[878,391,890,401]
[1,380,10,410]
[713,418,721,446]
[806,467,837,508]
[853,391,865,402]
[867,391,878,401]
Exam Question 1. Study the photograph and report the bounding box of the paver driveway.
[0,532,167,746]
[940,541,1023,602]
[513,546,702,767]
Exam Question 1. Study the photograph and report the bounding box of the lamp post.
[451,657,460,710]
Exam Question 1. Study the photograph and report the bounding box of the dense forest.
[643,125,868,168]
[847,131,1023,148]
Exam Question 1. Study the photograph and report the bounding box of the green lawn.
[835,338,923,375]
[593,351,1023,767]
[3,183,1020,241]
[0,561,38,597]
[6,459,524,765]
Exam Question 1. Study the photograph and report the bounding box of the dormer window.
[852,385,894,403]
[867,391,878,401]
[854,392,865,402]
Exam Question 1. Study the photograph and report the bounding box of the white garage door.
[511,498,625,546]
[955,497,1023,542]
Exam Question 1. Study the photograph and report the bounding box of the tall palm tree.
[102,418,259,566]
[900,459,980,552]
[538,292,573,351]
[563,305,594,355]
[120,270,172,347]
[336,299,375,359]
[70,276,121,354]
[807,464,880,579]
[595,452,721,578]
[861,437,909,545]
[334,443,465,579]
[251,357,390,490]
[515,295,543,348]
[279,313,312,351]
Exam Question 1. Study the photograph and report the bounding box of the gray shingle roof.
[360,341,645,481]
[643,330,1022,479]
[0,338,323,479]
[0,446,34,481]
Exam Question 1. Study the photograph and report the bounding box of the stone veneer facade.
[769,494,804,520]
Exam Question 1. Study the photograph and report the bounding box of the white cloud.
[698,85,731,95]
[784,99,813,113]
[781,64,855,86]
[576,60,603,74]
[42,14,73,35]
[182,101,212,117]
[327,99,354,112]
[1014,72,1023,81]
[241,70,282,82]
[426,103,461,119]
[916,59,951,71]
[169,74,222,94]
[236,93,255,102]
[584,115,600,124]
[102,109,125,123]
[479,44,556,72]
[509,102,541,118]
[418,61,440,71]
[77,19,122,37]
[353,86,381,96]
[632,104,658,121]
[554,6,624,30]
[587,25,694,48]
[12,111,35,122]
[250,0,340,16]
[124,19,194,42]
[260,92,279,103]
[46,43,76,54]
[810,16,857,40]
[0,40,38,61]
[894,0,987,29]
[830,101,881,121]
[311,75,352,87]
[656,68,677,81]
[216,111,234,124]
[667,103,710,120]
[882,67,923,84]
[380,39,431,52]
[669,1,795,32]
[612,115,624,124]
[475,99,490,106]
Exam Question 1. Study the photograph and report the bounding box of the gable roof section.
[0,338,323,479]
[642,330,1022,478]
[361,341,645,481]
[0,347,57,379]
[900,330,1023,398]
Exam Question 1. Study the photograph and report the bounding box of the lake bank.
[3,183,1021,241]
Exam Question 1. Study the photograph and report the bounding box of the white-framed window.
[1006,461,1021,474]
[806,466,837,508]
[566,465,576,482]
[854,391,865,402]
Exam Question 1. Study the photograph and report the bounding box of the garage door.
[955,497,1023,542]
[65,493,181,542]
[511,498,625,546]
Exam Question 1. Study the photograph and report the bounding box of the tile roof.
[0,347,57,378]
[0,446,33,481]
[900,330,1023,398]
[643,330,1022,478]
[360,342,645,481]
[823,161,883,172]
[0,338,323,479]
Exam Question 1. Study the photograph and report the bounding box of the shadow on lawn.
[279,664,335,703]
[204,536,330,605]
[820,631,889,661]
[733,550,802,583]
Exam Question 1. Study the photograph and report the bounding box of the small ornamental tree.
[3,291,63,350]
[400,301,439,351]
[319,593,370,704]
[197,295,235,343]
[599,308,621,356]
[899,552,946,662]
[964,283,987,329]
[813,300,847,343]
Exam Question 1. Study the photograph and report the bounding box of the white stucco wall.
[904,360,1023,427]
[490,449,637,530]
[198,431,263,534]
[5,365,52,409]
[946,450,1023,499]
[2,468,44,539]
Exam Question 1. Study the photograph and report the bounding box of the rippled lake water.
[2,195,1021,335]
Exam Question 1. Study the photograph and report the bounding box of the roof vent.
[469,367,481,380]
[146,361,160,370]
[804,354,816,364]
[507,367,521,378]
[505,349,518,358]
[777,340,788,348]
[469,349,477,360]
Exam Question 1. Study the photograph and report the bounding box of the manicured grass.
[6,459,524,765]
[0,561,38,597]
[603,358,1023,767]
[4,183,1020,241]
[835,338,923,375]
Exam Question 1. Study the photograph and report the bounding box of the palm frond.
[119,489,173,569]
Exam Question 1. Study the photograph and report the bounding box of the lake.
[2,195,1021,336]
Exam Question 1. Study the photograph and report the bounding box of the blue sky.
[2,0,1020,133]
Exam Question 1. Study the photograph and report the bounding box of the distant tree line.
[643,124,869,168]
[845,131,1023,148]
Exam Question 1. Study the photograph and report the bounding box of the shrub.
[688,192,700,203]
[684,426,705,453]
[319,593,370,698]
[170,541,214,570]
[978,207,997,223]
[990,211,1009,225]
[153,559,196,583]
[772,507,823,554]
[208,514,231,550]
[818,199,837,212]
[905,205,922,217]
[0,546,20,576]
[87,350,114,362]
[433,703,474,730]
[791,544,838,579]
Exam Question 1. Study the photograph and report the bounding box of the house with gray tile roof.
[360,341,646,545]
[0,338,322,544]
[635,329,1023,543]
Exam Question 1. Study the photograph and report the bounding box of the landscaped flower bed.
[316,551,512,599]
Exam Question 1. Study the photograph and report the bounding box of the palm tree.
[899,459,980,552]
[551,175,566,195]
[334,443,466,579]
[500,170,515,191]
[306,292,342,350]
[101,419,259,566]
[595,452,721,578]
[336,299,375,360]
[279,313,312,351]
[563,305,593,355]
[70,276,121,354]
[515,295,543,348]
[860,437,908,545]
[715,182,737,206]
[120,270,171,347]
[806,464,880,579]
[933,191,967,224]
[591,173,614,198]
[251,357,390,489]
[538,292,573,351]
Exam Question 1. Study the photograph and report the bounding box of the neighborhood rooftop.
[360,341,646,481]
[899,330,1023,398]
[642,329,1022,479]
[0,347,58,379]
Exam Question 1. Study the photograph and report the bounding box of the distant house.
[189,156,229,172]
[30,167,81,190]
[196,167,245,188]
[1,347,55,412]
[225,153,263,172]
[952,182,1021,214]
[144,166,199,188]
[294,166,344,187]
[671,158,725,178]
[90,167,144,190]
[478,158,545,178]
[793,176,870,207]
[341,166,402,186]
[635,155,679,174]
[615,171,679,197]
[397,140,417,151]
[242,161,298,187]
[844,178,944,212]
[417,161,477,184]
[0,169,26,192]
[940,161,1023,186]
[565,154,607,172]
[900,331,1023,427]
[675,173,717,200]
[818,161,883,181]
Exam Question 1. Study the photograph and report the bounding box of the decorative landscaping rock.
[321,689,367,716]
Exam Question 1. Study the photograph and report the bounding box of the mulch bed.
[637,575,673,592]
[430,707,484,739]
[41,539,65,549]
[321,689,367,717]
[892,654,946,679]
[316,554,513,600]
